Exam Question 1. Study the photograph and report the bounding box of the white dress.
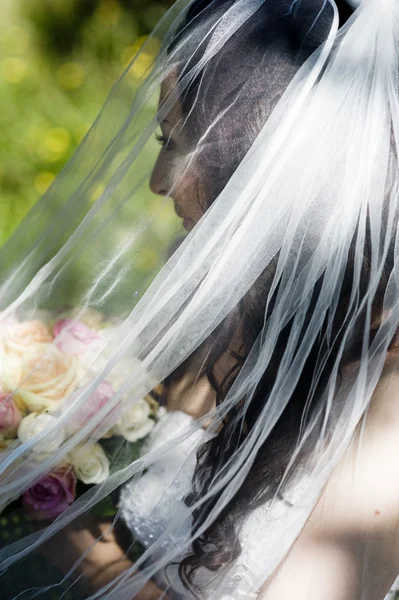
[119,411,399,599]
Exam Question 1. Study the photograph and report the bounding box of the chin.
[183,217,196,231]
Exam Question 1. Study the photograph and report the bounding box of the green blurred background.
[0,4,177,597]
[0,0,174,247]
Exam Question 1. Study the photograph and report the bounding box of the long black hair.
[163,1,386,594]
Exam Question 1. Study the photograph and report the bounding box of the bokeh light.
[0,0,174,247]
[1,57,28,83]
[34,171,56,195]
[57,61,86,90]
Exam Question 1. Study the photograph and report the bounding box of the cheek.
[150,151,208,222]
[177,171,206,218]
[177,152,210,213]
[151,152,189,193]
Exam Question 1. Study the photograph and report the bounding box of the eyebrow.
[156,116,170,126]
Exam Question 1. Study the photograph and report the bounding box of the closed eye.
[155,133,174,150]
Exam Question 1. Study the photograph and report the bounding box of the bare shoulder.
[329,358,399,526]
[259,362,399,600]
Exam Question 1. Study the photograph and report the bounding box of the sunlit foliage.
[0,0,173,246]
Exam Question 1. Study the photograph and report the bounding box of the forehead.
[159,69,184,127]
[160,70,176,103]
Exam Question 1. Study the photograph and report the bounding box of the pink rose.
[63,381,115,431]
[53,319,100,356]
[22,467,76,520]
[0,392,21,434]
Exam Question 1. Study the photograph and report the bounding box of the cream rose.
[69,443,110,484]
[18,413,66,454]
[3,320,53,355]
[69,307,105,330]
[3,348,84,413]
[114,398,155,442]
[0,311,19,337]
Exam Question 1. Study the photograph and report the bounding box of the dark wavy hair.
[163,0,392,595]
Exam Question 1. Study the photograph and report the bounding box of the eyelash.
[155,133,172,150]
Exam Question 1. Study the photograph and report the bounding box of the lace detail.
[119,411,206,599]
[120,411,200,554]
[119,411,398,599]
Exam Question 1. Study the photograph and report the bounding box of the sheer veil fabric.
[1,0,399,597]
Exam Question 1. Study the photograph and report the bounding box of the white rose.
[156,406,167,421]
[81,330,157,398]
[69,443,110,484]
[114,398,155,442]
[18,413,66,454]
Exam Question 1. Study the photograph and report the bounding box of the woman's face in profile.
[150,76,206,231]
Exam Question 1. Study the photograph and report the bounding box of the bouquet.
[0,308,163,520]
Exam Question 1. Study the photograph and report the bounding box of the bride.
[1,0,399,598]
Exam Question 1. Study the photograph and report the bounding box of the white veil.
[1,0,399,597]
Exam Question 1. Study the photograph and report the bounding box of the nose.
[150,158,170,197]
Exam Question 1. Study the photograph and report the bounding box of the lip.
[174,203,194,230]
